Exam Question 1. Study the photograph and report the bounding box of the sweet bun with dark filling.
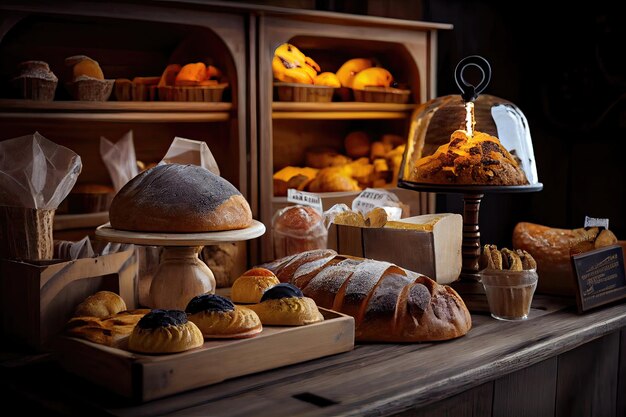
[231,268,281,304]
[186,294,262,339]
[128,309,203,354]
[247,283,324,326]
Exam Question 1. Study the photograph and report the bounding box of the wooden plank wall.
[398,331,623,417]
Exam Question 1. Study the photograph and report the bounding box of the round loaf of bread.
[74,291,126,318]
[272,206,327,258]
[109,164,252,232]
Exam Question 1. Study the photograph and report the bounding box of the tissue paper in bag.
[160,137,220,175]
[100,131,138,192]
[0,132,81,260]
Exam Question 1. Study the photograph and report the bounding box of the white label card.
[287,189,323,213]
[584,216,609,229]
[352,188,402,220]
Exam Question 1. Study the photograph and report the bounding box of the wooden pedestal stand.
[95,220,265,310]
[397,182,543,311]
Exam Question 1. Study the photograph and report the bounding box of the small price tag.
[287,189,323,213]
[584,216,609,229]
[352,188,402,220]
[571,245,626,313]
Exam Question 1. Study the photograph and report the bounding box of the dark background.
[308,0,626,246]
[424,0,626,247]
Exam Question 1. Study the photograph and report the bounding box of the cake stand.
[397,182,542,312]
[397,182,542,282]
[96,220,265,310]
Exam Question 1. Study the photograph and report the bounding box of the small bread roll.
[231,268,280,304]
[74,291,126,318]
[128,309,203,354]
[344,131,371,159]
[247,283,324,326]
[186,294,262,338]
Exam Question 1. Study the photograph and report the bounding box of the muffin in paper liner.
[114,79,158,101]
[11,61,58,101]
[66,75,114,101]
[114,78,133,101]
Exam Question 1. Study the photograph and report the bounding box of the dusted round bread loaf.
[231,268,280,304]
[109,164,252,232]
[74,291,126,318]
[128,309,203,354]
[186,294,262,338]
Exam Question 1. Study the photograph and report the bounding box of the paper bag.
[0,132,81,260]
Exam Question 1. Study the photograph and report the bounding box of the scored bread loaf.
[263,249,471,342]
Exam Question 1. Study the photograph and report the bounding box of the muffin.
[11,60,58,101]
[65,55,114,101]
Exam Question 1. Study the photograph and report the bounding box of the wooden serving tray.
[53,308,354,402]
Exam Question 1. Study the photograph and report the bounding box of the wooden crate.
[327,213,462,284]
[54,308,354,402]
[0,248,136,350]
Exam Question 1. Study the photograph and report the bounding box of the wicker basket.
[275,82,335,102]
[158,83,228,102]
[353,86,411,104]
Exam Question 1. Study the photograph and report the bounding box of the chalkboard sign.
[571,245,626,313]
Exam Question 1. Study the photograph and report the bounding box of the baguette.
[263,249,471,342]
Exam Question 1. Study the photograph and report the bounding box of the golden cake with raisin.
[412,129,528,185]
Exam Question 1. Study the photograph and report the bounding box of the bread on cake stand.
[96,164,264,310]
[398,56,543,309]
[96,221,264,310]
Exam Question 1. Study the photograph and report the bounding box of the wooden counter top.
[2,295,626,416]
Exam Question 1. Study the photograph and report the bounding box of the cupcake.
[11,60,58,101]
[65,55,114,101]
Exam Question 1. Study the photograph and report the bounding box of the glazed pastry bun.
[128,309,203,354]
[186,294,262,339]
[74,291,127,318]
[247,283,324,326]
[231,268,280,304]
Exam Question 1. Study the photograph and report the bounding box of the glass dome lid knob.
[455,55,491,102]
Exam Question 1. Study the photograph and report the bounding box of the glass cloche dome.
[399,56,540,191]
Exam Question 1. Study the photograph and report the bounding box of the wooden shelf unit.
[0,1,253,226]
[0,0,453,267]
[272,102,417,120]
[257,12,449,261]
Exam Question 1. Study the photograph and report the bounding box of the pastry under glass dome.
[398,55,542,287]
[399,94,540,189]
